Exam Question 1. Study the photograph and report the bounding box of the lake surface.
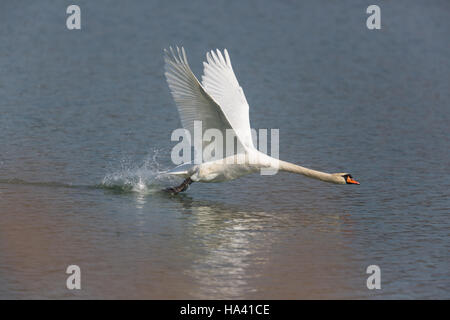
[0,0,449,299]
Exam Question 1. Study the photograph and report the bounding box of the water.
[0,0,449,299]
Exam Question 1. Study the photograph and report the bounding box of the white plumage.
[164,47,247,161]
[201,49,254,149]
[163,47,359,190]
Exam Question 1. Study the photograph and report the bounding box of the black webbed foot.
[163,178,193,195]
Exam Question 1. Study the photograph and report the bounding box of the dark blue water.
[0,0,449,299]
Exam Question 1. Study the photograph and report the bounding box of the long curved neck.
[278,160,340,184]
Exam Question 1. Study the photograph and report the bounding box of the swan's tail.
[163,163,197,178]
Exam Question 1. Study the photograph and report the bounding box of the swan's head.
[332,173,359,185]
[341,173,360,185]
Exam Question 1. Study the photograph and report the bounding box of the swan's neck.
[278,160,342,184]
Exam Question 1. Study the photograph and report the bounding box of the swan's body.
[163,47,359,193]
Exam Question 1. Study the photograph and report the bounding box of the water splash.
[0,150,180,195]
[101,149,178,194]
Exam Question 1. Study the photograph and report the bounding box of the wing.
[164,47,246,162]
[201,49,254,149]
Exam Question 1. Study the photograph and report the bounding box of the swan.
[163,47,359,194]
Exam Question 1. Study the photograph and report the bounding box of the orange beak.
[346,176,360,185]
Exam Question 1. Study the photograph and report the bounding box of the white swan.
[163,47,359,194]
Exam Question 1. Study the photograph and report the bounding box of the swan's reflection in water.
[176,197,276,298]
[159,194,354,299]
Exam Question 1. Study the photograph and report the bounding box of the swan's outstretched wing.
[201,49,254,149]
[164,47,246,161]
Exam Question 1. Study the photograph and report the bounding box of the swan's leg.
[164,177,193,194]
